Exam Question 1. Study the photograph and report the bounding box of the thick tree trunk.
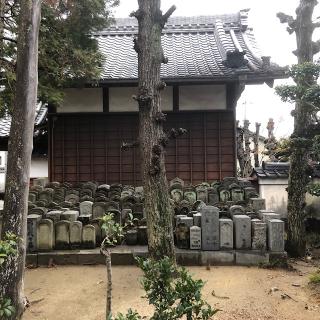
[0,0,41,318]
[236,121,245,176]
[243,120,253,177]
[286,0,317,257]
[135,0,175,261]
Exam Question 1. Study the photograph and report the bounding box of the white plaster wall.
[58,88,103,113]
[259,178,288,217]
[30,158,48,179]
[306,178,320,218]
[109,86,173,112]
[0,151,7,193]
[179,85,226,110]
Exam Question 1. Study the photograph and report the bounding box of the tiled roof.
[0,104,47,138]
[253,162,320,179]
[94,10,286,83]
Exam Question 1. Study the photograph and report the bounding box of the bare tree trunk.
[277,0,316,257]
[236,121,245,176]
[0,0,41,318]
[133,0,176,261]
[253,122,261,168]
[243,120,253,177]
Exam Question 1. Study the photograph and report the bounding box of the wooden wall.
[49,111,236,185]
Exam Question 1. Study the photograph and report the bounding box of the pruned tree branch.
[277,12,296,31]
[121,141,139,150]
[162,5,176,25]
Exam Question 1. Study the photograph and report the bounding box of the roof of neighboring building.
[94,10,287,84]
[252,162,320,179]
[0,104,48,138]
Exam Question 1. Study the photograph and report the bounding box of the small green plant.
[0,232,18,265]
[101,213,124,246]
[114,257,218,320]
[309,269,320,284]
[0,232,18,319]
[0,298,15,319]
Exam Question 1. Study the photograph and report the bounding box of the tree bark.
[0,0,41,318]
[253,122,261,168]
[236,121,245,176]
[243,120,253,177]
[135,0,176,261]
[279,0,317,257]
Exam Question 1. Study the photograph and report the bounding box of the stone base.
[26,246,287,267]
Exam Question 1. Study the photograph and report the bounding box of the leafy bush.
[101,213,124,246]
[0,232,18,266]
[114,257,218,320]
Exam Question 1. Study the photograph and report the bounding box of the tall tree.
[0,0,119,113]
[276,0,320,256]
[130,0,178,260]
[0,1,41,319]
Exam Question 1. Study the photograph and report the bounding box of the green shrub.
[114,257,218,320]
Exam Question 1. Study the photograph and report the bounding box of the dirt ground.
[23,260,320,320]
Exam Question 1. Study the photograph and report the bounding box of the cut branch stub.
[154,111,167,123]
[162,5,177,26]
[133,38,140,53]
[121,141,140,150]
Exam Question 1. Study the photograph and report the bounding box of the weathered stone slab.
[80,201,93,217]
[258,209,275,220]
[231,188,244,202]
[61,210,79,222]
[82,225,96,249]
[200,206,219,251]
[250,198,266,212]
[174,215,187,227]
[27,214,42,252]
[261,212,281,223]
[37,219,55,251]
[190,226,201,250]
[193,212,202,227]
[175,223,189,249]
[90,219,102,245]
[55,220,71,250]
[252,222,267,251]
[70,221,83,249]
[233,215,251,249]
[268,219,285,252]
[200,251,235,266]
[229,205,245,218]
[219,218,233,250]
[235,251,269,265]
[180,216,193,228]
[207,188,219,205]
[196,186,208,203]
[92,202,106,219]
[46,210,62,223]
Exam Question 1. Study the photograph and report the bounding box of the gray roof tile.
[0,104,47,138]
[94,11,285,82]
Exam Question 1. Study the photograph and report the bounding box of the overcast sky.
[113,0,320,138]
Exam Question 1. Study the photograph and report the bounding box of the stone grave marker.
[233,215,251,249]
[28,192,37,203]
[37,219,55,251]
[174,215,187,227]
[175,223,189,249]
[219,218,233,250]
[55,220,71,250]
[61,210,79,222]
[180,216,193,228]
[261,212,281,223]
[250,198,266,212]
[170,188,183,203]
[193,200,206,212]
[230,186,244,202]
[200,205,219,251]
[207,188,219,205]
[229,205,245,218]
[92,202,106,219]
[196,185,208,203]
[27,214,42,252]
[65,194,80,205]
[252,221,267,251]
[46,210,62,223]
[80,201,93,217]
[184,189,196,205]
[219,189,231,202]
[193,212,202,227]
[268,219,285,252]
[82,225,96,249]
[190,226,201,250]
[70,221,83,249]
[90,219,102,245]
